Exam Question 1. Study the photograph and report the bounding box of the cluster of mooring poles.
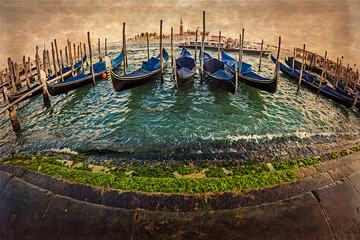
[0,33,115,131]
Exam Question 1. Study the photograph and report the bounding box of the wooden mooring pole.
[77,45,80,63]
[218,31,221,60]
[47,50,52,74]
[123,22,127,75]
[14,63,20,90]
[105,38,108,56]
[54,39,64,82]
[292,48,296,70]
[51,42,58,77]
[67,40,75,77]
[83,43,89,66]
[171,27,178,90]
[23,56,30,88]
[36,53,50,107]
[73,43,77,64]
[317,51,327,96]
[160,20,164,84]
[259,39,263,71]
[60,50,64,69]
[88,32,96,86]
[201,11,205,84]
[80,42,84,72]
[146,33,150,60]
[43,50,49,79]
[195,28,198,62]
[65,46,69,67]
[3,87,20,131]
[98,38,102,62]
[239,29,245,76]
[171,27,174,66]
[297,44,306,91]
[7,58,16,95]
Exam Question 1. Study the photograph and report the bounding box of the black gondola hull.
[280,67,354,107]
[47,73,105,96]
[8,84,42,103]
[175,68,195,88]
[227,68,277,93]
[204,71,236,94]
[112,67,166,92]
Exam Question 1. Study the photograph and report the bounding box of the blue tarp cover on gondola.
[123,49,168,77]
[92,61,107,74]
[91,51,123,74]
[211,69,233,82]
[49,55,87,80]
[111,51,124,68]
[178,67,194,76]
[12,84,40,96]
[123,68,151,78]
[141,48,168,72]
[221,51,252,74]
[202,52,233,82]
[54,73,88,85]
[176,48,195,70]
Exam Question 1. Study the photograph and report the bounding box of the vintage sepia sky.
[0,0,359,69]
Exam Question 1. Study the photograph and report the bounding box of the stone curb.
[1,153,360,239]
[0,152,359,212]
[1,170,360,239]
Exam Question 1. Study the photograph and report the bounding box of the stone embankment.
[1,153,360,239]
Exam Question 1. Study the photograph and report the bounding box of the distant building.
[210,35,227,42]
[175,18,209,41]
[180,17,184,36]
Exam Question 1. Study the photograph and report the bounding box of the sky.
[0,0,359,69]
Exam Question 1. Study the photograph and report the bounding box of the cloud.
[0,0,359,69]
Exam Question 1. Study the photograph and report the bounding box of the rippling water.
[1,42,360,158]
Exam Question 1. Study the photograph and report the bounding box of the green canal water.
[1,42,360,159]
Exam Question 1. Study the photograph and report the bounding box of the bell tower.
[180,17,184,36]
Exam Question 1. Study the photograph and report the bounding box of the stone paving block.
[348,171,360,194]
[134,192,334,240]
[39,194,136,239]
[314,178,360,239]
[102,189,203,212]
[0,171,12,192]
[0,177,53,239]
[0,165,28,178]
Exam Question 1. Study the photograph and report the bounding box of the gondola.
[174,48,196,88]
[106,48,168,92]
[6,55,88,102]
[287,56,323,75]
[46,51,123,96]
[201,51,236,94]
[7,84,42,103]
[284,58,360,97]
[271,55,357,108]
[221,51,279,93]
